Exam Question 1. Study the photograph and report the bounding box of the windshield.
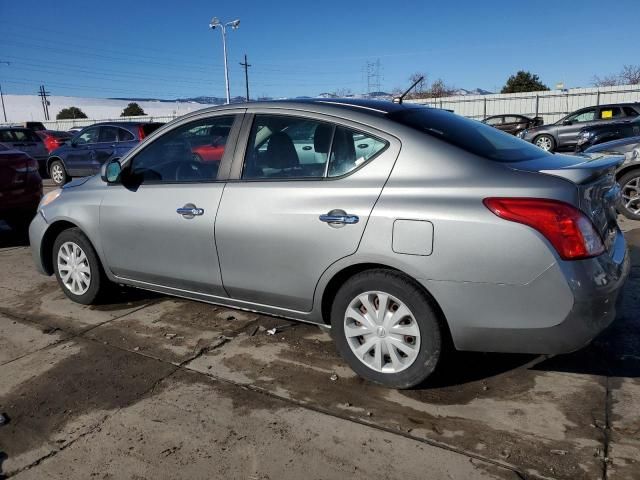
[391,108,549,162]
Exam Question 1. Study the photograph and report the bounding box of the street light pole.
[209,17,240,105]
[0,61,9,122]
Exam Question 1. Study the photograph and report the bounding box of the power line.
[239,54,251,101]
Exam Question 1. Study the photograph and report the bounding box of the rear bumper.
[421,229,630,354]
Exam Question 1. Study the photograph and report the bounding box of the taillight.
[138,125,145,140]
[26,157,39,172]
[483,197,605,260]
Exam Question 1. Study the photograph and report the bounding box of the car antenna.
[393,76,424,104]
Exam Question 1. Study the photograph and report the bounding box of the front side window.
[242,115,388,180]
[126,115,235,184]
[75,128,99,145]
[484,116,503,126]
[568,108,596,123]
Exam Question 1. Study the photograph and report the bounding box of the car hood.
[62,176,93,189]
[584,135,640,154]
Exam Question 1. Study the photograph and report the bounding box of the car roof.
[193,98,422,118]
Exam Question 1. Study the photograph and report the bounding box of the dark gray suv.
[520,103,640,152]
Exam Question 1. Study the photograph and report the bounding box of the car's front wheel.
[49,160,69,185]
[53,228,110,304]
[331,269,444,389]
[534,134,555,152]
[618,169,640,220]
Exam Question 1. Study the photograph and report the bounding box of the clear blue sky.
[0,0,638,99]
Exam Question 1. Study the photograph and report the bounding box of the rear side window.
[10,129,41,142]
[241,114,388,180]
[392,108,549,163]
[623,107,639,118]
[118,128,135,142]
[99,126,119,143]
[599,107,623,119]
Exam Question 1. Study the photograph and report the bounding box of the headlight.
[517,130,527,138]
[577,131,593,145]
[39,189,61,209]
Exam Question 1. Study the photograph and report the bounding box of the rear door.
[99,112,244,295]
[214,111,400,312]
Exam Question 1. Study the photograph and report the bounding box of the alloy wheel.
[57,241,91,295]
[535,136,553,151]
[51,164,64,184]
[621,177,640,216]
[343,291,421,373]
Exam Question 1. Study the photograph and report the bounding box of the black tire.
[49,159,69,186]
[533,134,555,152]
[617,170,640,220]
[331,269,444,389]
[52,228,110,305]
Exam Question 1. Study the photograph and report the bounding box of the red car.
[0,143,42,230]
[36,130,72,153]
[190,125,230,162]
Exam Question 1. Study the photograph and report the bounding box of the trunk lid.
[510,153,624,251]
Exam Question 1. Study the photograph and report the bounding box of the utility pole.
[0,61,9,122]
[38,85,51,121]
[239,54,251,101]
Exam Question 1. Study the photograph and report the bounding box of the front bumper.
[421,229,630,354]
[29,210,49,275]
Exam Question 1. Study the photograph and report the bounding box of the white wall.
[407,84,640,123]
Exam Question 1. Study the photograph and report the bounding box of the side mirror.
[101,159,122,183]
[562,119,573,126]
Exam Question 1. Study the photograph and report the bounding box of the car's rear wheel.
[534,134,555,152]
[331,269,443,389]
[53,228,110,304]
[617,170,640,220]
[49,160,68,185]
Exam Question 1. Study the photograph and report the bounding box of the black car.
[583,136,640,220]
[576,115,640,152]
[482,114,543,136]
[520,103,640,152]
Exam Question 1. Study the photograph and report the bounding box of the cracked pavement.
[0,213,638,479]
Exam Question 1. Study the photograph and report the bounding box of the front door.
[558,107,597,148]
[67,127,99,176]
[215,112,399,312]
[99,113,242,295]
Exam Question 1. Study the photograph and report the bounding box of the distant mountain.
[109,95,252,105]
[453,88,493,96]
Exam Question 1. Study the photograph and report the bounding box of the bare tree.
[429,78,456,98]
[593,75,620,87]
[620,65,640,85]
[593,64,640,87]
[334,88,353,97]
[409,72,428,94]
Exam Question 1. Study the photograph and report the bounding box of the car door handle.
[177,204,205,218]
[319,211,359,225]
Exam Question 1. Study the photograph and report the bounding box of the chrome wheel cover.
[51,164,64,184]
[535,136,552,151]
[57,241,91,295]
[621,176,640,215]
[344,291,421,373]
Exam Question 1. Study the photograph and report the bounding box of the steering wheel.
[175,160,205,181]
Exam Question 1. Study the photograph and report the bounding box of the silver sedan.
[29,99,630,388]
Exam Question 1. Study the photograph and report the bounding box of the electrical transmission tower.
[365,59,382,97]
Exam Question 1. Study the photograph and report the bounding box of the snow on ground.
[0,94,217,125]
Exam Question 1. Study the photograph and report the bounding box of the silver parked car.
[29,100,630,388]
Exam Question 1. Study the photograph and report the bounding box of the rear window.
[0,129,42,142]
[391,108,549,162]
[47,131,71,139]
[141,123,163,136]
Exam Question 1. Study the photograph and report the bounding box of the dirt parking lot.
[0,191,639,479]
